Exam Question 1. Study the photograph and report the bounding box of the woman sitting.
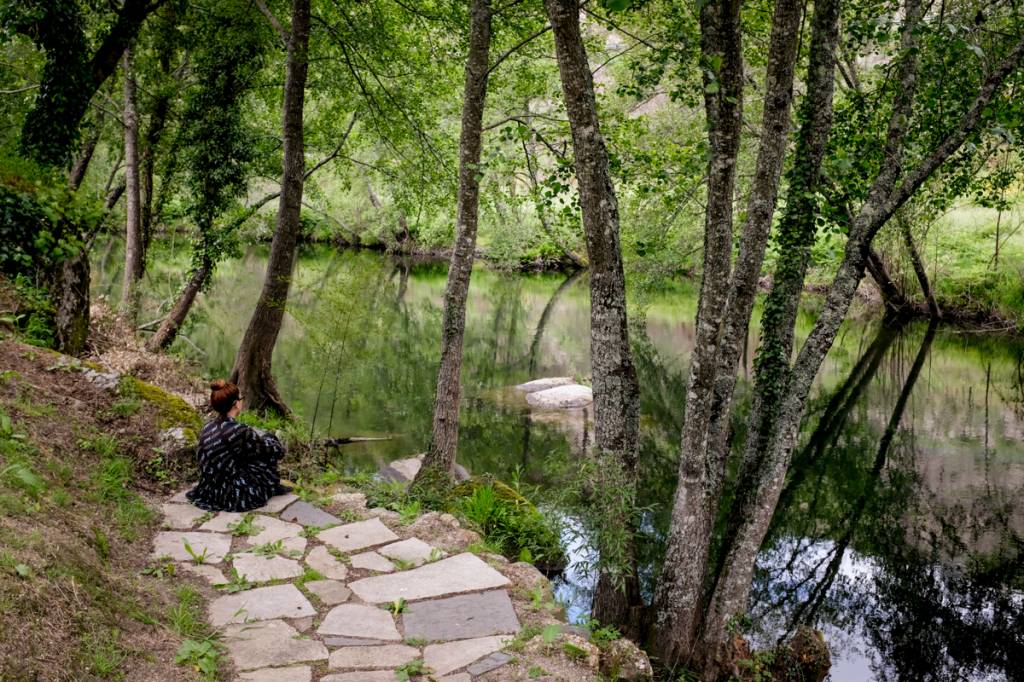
[186,379,289,512]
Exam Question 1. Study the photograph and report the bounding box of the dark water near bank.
[94,243,1024,681]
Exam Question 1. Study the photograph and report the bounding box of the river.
[93,242,1024,681]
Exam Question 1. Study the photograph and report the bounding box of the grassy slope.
[0,334,207,681]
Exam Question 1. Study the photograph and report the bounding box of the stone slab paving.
[349,552,510,603]
[177,563,226,585]
[328,644,419,669]
[247,515,306,552]
[151,531,232,563]
[378,537,435,566]
[467,652,515,676]
[323,637,393,647]
[208,584,315,626]
[317,517,398,553]
[198,511,247,533]
[321,672,397,682]
[281,499,341,527]
[424,635,512,677]
[169,487,192,503]
[151,486,534,680]
[350,551,395,573]
[305,545,348,580]
[222,619,328,670]
[161,502,207,529]
[232,553,304,582]
[403,590,520,642]
[303,579,351,605]
[238,665,312,682]
[317,603,401,640]
[254,493,299,513]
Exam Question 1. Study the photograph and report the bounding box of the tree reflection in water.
[749,322,1023,681]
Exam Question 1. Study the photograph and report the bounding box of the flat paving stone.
[403,590,520,642]
[238,665,312,682]
[247,516,306,554]
[162,503,207,530]
[169,488,192,503]
[467,651,514,676]
[348,552,510,603]
[198,511,248,533]
[317,603,401,641]
[208,583,315,626]
[317,518,398,553]
[151,531,232,563]
[178,563,226,585]
[439,675,472,682]
[222,619,328,670]
[304,580,351,605]
[424,635,510,677]
[305,546,348,580]
[331,492,367,507]
[324,637,393,647]
[232,553,304,582]
[328,644,419,669]
[280,500,341,527]
[350,551,395,573]
[321,672,396,682]
[254,493,299,513]
[291,616,314,632]
[378,537,435,567]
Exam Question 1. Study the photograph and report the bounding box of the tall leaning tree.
[231,0,311,415]
[415,0,493,482]
[651,0,1024,674]
[544,0,642,635]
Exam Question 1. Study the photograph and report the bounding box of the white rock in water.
[514,377,575,393]
[525,384,593,409]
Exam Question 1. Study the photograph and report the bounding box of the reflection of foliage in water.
[748,322,1024,681]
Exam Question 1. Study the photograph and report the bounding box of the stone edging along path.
[154,489,525,681]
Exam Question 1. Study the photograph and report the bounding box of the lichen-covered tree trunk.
[543,0,642,635]
[417,0,492,481]
[652,0,805,664]
[698,0,844,666]
[230,0,311,415]
[120,48,144,324]
[704,3,1024,666]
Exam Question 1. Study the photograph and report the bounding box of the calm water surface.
[93,243,1024,681]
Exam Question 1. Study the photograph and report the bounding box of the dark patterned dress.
[186,416,285,512]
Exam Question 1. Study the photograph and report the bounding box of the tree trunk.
[140,81,173,270]
[68,123,101,192]
[544,0,642,635]
[898,215,940,318]
[865,246,910,315]
[145,259,211,351]
[652,0,806,664]
[120,48,144,324]
[416,0,493,482]
[230,0,311,415]
[52,250,91,355]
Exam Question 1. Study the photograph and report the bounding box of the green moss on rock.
[120,376,201,435]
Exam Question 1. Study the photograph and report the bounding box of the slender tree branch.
[253,0,290,44]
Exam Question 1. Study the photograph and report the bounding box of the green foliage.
[227,512,261,537]
[215,568,254,594]
[174,638,221,680]
[394,658,430,681]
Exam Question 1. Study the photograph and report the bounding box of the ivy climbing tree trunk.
[416,0,493,482]
[120,47,144,324]
[544,0,642,636]
[652,0,805,665]
[230,0,311,415]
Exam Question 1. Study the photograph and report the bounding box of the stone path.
[154,489,522,680]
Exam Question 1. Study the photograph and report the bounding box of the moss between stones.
[119,376,201,439]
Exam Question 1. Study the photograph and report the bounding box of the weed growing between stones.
[395,657,431,681]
